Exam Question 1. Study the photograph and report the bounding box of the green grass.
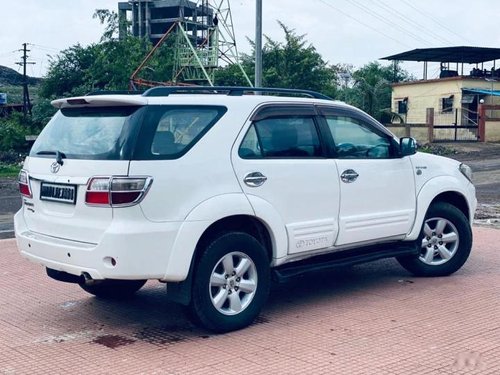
[0,84,39,104]
[0,163,21,177]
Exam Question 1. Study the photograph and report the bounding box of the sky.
[1,0,500,80]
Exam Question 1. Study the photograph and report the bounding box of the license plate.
[40,182,77,204]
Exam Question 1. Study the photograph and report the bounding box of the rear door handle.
[340,169,359,183]
[244,172,267,187]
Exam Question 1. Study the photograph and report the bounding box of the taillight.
[18,170,32,198]
[85,176,152,207]
[85,177,111,205]
[111,178,147,205]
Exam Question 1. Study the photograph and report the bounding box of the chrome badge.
[50,162,61,174]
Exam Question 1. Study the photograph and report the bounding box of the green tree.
[261,22,337,96]
[88,9,175,90]
[88,37,150,90]
[214,62,253,86]
[93,9,120,42]
[40,44,101,97]
[0,112,39,153]
[215,22,338,97]
[40,10,175,97]
[338,61,412,120]
[31,98,57,129]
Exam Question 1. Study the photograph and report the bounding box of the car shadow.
[37,258,418,348]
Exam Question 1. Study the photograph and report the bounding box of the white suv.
[15,87,476,332]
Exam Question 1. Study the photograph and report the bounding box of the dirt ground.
[1,142,499,237]
[431,142,500,226]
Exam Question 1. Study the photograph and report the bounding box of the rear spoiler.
[51,95,148,109]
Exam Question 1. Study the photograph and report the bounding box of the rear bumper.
[14,210,183,281]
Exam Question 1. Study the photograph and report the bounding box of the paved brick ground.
[0,227,499,374]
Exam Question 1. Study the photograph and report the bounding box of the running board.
[272,242,418,283]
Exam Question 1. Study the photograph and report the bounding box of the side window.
[239,116,321,158]
[133,106,226,160]
[239,125,262,158]
[151,108,220,156]
[325,115,392,159]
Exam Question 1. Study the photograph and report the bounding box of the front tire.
[190,232,270,333]
[79,279,147,299]
[397,202,472,277]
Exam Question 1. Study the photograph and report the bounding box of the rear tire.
[190,232,270,333]
[397,202,472,277]
[79,279,147,299]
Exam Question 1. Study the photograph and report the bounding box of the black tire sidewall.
[191,232,270,332]
[398,202,472,277]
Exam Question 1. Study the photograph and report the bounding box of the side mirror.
[400,137,417,156]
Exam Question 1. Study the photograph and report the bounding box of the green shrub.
[0,163,21,177]
[0,150,24,164]
[0,117,27,151]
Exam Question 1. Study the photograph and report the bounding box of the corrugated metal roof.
[381,47,500,64]
[463,88,500,96]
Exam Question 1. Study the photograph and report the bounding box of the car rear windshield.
[30,105,227,161]
[30,106,142,160]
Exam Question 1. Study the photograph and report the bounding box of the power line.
[30,43,59,52]
[30,43,61,56]
[371,0,454,46]
[315,0,412,49]
[341,0,433,47]
[399,0,474,45]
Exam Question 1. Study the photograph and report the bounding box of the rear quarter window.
[133,105,227,160]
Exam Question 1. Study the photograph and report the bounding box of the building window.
[396,98,408,114]
[461,94,475,104]
[441,95,454,113]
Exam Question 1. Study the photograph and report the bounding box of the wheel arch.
[407,176,475,240]
[163,193,277,305]
[430,191,470,223]
[165,214,274,306]
[194,215,273,264]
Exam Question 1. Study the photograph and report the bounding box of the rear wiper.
[36,150,66,166]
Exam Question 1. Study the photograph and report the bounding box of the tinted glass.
[238,125,262,158]
[30,106,141,160]
[240,117,321,158]
[134,106,227,160]
[325,115,392,159]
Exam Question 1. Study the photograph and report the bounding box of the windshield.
[30,106,142,160]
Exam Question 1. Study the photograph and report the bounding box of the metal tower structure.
[127,0,251,88]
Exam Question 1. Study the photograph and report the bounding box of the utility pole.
[255,0,262,87]
[16,43,35,116]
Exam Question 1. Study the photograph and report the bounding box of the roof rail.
[142,86,332,100]
[86,90,144,96]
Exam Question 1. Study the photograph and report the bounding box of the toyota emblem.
[50,162,61,174]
